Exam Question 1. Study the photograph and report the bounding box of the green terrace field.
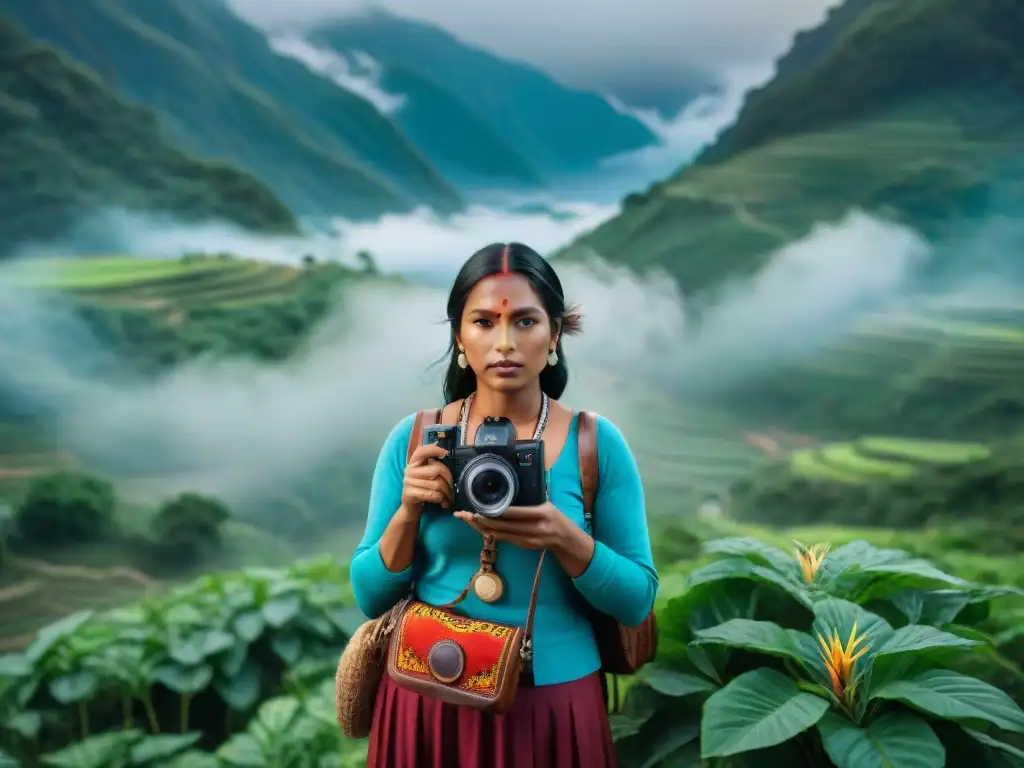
[5,255,314,308]
[559,100,1024,293]
[788,436,990,484]
[801,298,1024,385]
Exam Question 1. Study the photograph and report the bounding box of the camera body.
[423,417,546,518]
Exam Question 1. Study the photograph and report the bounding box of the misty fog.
[0,207,932,526]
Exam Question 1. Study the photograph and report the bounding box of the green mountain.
[307,10,658,188]
[558,0,1024,294]
[0,0,463,220]
[0,17,295,254]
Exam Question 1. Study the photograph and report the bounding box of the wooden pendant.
[472,569,504,603]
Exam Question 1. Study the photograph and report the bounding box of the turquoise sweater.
[350,412,659,686]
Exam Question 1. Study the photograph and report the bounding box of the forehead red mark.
[501,298,508,307]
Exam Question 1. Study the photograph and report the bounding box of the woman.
[350,242,658,768]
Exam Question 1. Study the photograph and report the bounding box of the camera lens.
[461,454,518,518]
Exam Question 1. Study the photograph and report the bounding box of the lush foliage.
[13,471,116,546]
[612,537,1024,766]
[150,494,231,564]
[0,18,296,254]
[0,557,368,766]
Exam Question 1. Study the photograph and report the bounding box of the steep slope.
[0,0,463,219]
[558,0,1024,294]
[0,18,295,254]
[306,10,658,188]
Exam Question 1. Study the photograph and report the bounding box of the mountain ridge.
[556,0,1024,294]
[306,9,659,187]
[0,16,296,255]
[0,0,464,220]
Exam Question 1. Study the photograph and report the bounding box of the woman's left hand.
[454,502,575,551]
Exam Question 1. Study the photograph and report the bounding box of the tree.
[150,492,231,562]
[355,250,379,274]
[14,471,116,546]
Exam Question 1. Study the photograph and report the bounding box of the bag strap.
[577,411,600,525]
[404,403,547,654]
[406,408,442,464]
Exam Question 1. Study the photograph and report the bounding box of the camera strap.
[403,399,549,658]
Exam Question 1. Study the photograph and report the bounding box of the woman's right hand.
[401,443,454,512]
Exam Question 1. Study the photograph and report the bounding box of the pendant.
[472,569,504,603]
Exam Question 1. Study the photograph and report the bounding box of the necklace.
[458,391,549,603]
[457,391,550,445]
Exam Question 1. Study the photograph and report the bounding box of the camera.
[423,417,546,518]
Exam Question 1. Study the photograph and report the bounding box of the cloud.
[226,0,842,94]
[600,65,770,177]
[0,206,928,522]
[266,34,405,113]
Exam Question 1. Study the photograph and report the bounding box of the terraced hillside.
[6,255,316,308]
[788,436,990,484]
[615,389,769,511]
[556,0,1024,293]
[728,292,1024,438]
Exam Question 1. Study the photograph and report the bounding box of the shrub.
[0,557,366,765]
[150,493,232,563]
[612,537,1024,766]
[14,471,116,546]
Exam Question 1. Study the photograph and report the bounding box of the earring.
[547,350,558,366]
[457,351,468,369]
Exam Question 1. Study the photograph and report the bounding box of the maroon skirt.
[367,672,617,768]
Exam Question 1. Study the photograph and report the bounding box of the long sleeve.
[571,416,659,627]
[349,413,416,618]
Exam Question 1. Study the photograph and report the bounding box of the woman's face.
[457,273,557,393]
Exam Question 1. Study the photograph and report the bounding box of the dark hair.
[442,242,582,403]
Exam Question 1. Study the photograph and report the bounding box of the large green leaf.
[871,670,1024,733]
[963,728,1024,765]
[686,557,812,610]
[693,619,809,668]
[872,625,980,661]
[24,611,94,663]
[817,711,944,768]
[887,590,973,627]
[641,666,718,697]
[868,625,982,690]
[701,537,798,575]
[855,561,969,602]
[700,668,830,758]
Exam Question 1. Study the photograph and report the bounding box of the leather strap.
[577,411,600,520]
[407,408,442,464]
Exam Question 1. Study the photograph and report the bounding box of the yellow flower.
[794,540,830,584]
[816,622,870,704]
